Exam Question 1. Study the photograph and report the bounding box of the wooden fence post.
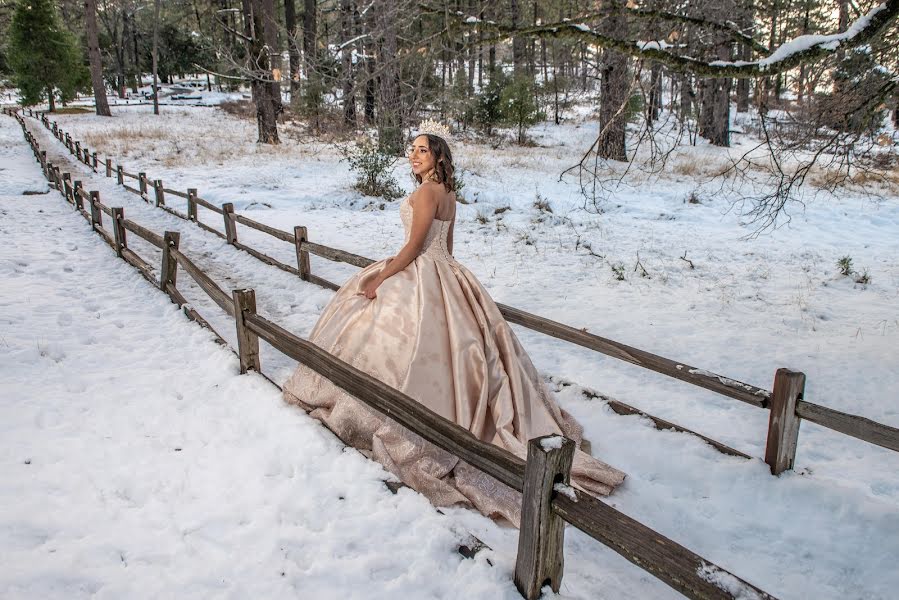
[106,158,113,177]
[73,181,84,211]
[89,191,102,228]
[111,208,127,258]
[154,180,165,207]
[187,188,198,221]
[160,232,180,292]
[54,167,63,192]
[223,203,238,244]
[765,369,806,475]
[139,172,147,200]
[40,151,48,176]
[514,435,575,600]
[64,133,70,151]
[92,152,98,171]
[52,122,58,136]
[232,289,261,374]
[75,141,81,157]
[62,173,73,203]
[294,226,311,281]
[116,165,124,185]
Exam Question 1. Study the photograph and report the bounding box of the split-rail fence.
[8,106,899,600]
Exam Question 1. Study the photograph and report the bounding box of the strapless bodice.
[400,195,455,263]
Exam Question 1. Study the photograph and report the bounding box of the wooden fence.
[9,105,898,598]
[8,105,780,600]
[20,108,899,471]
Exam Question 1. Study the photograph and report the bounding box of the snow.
[697,563,762,600]
[709,3,890,70]
[540,436,565,451]
[3,103,899,599]
[552,483,578,501]
[636,40,676,51]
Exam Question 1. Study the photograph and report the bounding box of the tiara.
[415,119,452,141]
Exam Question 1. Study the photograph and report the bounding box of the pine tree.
[7,0,88,110]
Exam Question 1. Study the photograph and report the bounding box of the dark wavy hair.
[412,134,455,194]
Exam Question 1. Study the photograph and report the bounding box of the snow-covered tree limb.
[461,0,899,78]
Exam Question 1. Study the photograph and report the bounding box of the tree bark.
[598,1,629,161]
[374,0,402,152]
[699,27,733,147]
[340,0,356,127]
[510,0,525,75]
[303,0,317,73]
[243,0,280,143]
[262,0,283,111]
[84,0,112,116]
[151,0,161,115]
[285,0,301,103]
[735,0,752,112]
[128,10,140,93]
[647,63,662,125]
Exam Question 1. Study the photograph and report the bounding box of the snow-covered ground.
[2,106,898,599]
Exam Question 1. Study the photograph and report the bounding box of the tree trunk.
[85,0,112,116]
[151,0,161,115]
[735,0,752,112]
[374,0,402,152]
[47,86,56,112]
[759,0,778,112]
[261,0,282,111]
[243,0,280,143]
[510,0,525,75]
[597,2,629,161]
[129,11,140,92]
[647,64,662,125]
[285,0,301,103]
[303,0,317,74]
[699,42,732,147]
[340,0,356,126]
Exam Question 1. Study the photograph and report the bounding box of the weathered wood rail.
[16,107,899,472]
[7,105,793,600]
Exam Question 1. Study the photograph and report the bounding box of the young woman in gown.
[283,124,625,525]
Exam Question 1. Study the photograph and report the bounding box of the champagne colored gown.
[283,194,625,525]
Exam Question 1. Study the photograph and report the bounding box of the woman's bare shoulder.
[409,182,443,204]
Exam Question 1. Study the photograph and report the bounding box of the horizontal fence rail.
[169,246,235,317]
[122,218,164,248]
[496,304,771,408]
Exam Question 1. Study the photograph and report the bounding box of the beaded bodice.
[400,195,455,263]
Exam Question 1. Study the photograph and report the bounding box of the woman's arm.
[447,220,454,256]
[361,186,438,298]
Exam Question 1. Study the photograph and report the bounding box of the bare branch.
[460,0,899,78]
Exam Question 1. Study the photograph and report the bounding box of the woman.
[284,122,624,525]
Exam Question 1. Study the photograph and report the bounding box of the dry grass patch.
[808,165,899,194]
[50,107,93,115]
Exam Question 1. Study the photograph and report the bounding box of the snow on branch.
[460,0,899,79]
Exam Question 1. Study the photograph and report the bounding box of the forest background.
[1,0,897,231]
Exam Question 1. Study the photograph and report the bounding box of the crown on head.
[415,119,452,142]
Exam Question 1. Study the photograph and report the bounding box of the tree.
[597,0,630,161]
[151,0,160,115]
[501,76,542,143]
[85,0,112,116]
[284,0,300,102]
[242,0,281,143]
[8,0,88,110]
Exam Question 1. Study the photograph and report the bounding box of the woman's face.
[408,135,436,177]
